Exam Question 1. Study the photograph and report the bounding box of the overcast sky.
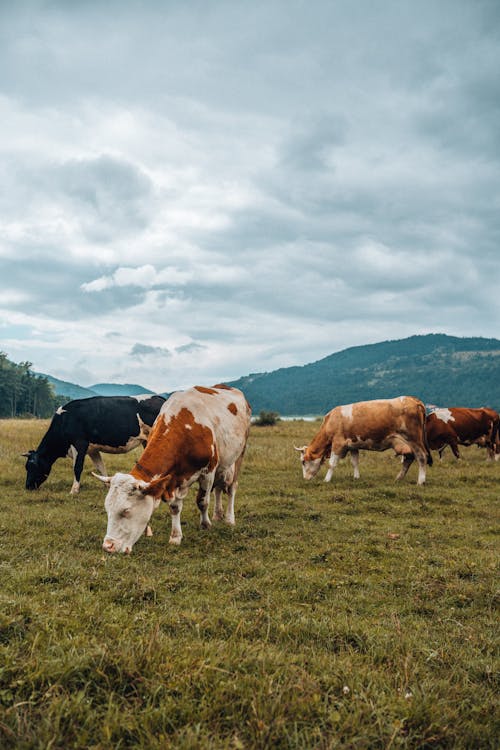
[1,0,499,392]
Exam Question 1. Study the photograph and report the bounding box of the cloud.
[129,343,172,359]
[0,0,498,392]
[175,342,207,354]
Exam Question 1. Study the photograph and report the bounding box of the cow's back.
[61,396,154,446]
[158,385,251,468]
[326,396,425,440]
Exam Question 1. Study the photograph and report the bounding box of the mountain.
[37,334,500,414]
[90,383,156,397]
[36,374,98,401]
[229,334,500,414]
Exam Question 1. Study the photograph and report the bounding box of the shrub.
[253,410,280,426]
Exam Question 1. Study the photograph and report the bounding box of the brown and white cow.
[295,396,432,485]
[426,407,499,461]
[94,385,251,553]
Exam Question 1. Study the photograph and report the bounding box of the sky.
[1,0,499,393]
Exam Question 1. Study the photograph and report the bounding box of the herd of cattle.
[22,387,499,554]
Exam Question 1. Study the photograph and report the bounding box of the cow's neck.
[307,428,331,460]
[37,427,71,463]
[130,410,213,484]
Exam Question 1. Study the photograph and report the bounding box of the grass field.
[0,418,498,749]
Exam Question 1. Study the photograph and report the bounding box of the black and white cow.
[23,395,165,493]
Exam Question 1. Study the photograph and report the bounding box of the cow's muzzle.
[102,538,131,554]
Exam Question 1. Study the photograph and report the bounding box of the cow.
[295,396,432,485]
[426,407,499,461]
[94,384,251,554]
[23,395,165,493]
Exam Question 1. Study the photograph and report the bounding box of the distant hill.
[37,334,500,414]
[90,383,156,397]
[36,374,98,401]
[229,334,500,414]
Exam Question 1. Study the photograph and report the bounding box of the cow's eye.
[120,508,131,518]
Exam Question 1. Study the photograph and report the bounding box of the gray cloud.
[0,0,499,391]
[130,343,172,359]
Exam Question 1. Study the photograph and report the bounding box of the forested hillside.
[38,374,97,401]
[5,334,500,418]
[0,353,61,417]
[229,334,500,414]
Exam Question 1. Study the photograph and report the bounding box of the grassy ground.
[0,418,498,749]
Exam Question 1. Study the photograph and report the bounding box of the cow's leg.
[449,440,460,459]
[415,451,427,485]
[88,447,106,477]
[324,452,339,482]
[196,472,215,529]
[168,498,183,545]
[224,480,237,526]
[70,440,89,494]
[213,487,224,522]
[350,450,360,479]
[396,453,414,481]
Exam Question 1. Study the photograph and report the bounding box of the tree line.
[0,352,63,418]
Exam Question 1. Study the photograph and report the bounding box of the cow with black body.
[23,395,165,493]
[95,384,251,554]
[426,407,499,461]
[295,396,432,485]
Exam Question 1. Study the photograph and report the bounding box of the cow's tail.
[491,413,500,456]
[420,402,433,466]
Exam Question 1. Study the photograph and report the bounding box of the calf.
[295,396,432,485]
[23,395,165,493]
[95,385,251,553]
[426,407,499,460]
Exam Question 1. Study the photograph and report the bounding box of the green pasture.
[0,419,498,749]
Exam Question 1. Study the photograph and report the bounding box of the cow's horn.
[21,452,31,457]
[294,445,307,452]
[137,413,152,440]
[92,472,112,485]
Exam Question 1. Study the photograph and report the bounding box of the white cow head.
[94,472,168,554]
[294,445,323,480]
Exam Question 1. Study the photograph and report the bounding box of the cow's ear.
[140,473,172,498]
[92,472,112,485]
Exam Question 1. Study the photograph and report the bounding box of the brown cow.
[426,407,499,461]
[295,396,432,485]
[95,385,251,553]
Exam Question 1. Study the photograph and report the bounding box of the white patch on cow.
[341,404,353,420]
[433,408,455,423]
[56,406,66,415]
[185,424,193,429]
[134,393,156,402]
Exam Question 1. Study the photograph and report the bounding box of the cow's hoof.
[212,512,224,522]
[200,520,212,530]
[224,516,235,526]
[169,535,182,546]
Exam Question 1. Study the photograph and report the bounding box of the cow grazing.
[295,396,432,485]
[95,385,251,554]
[23,395,165,493]
[426,407,499,461]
